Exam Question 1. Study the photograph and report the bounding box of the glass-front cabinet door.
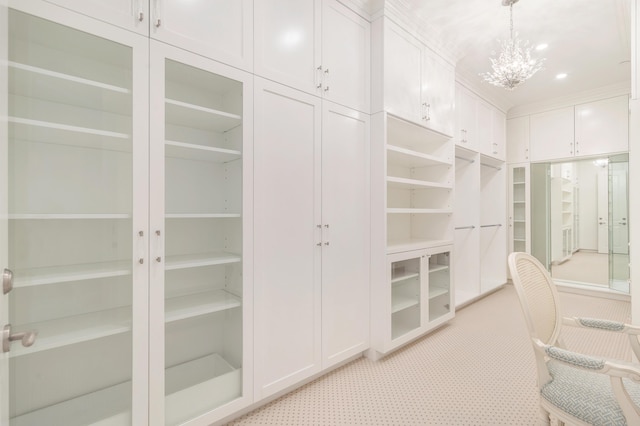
[389,253,423,343]
[2,5,149,425]
[149,41,253,425]
[427,250,452,323]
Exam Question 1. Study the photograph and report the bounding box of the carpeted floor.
[226,285,631,425]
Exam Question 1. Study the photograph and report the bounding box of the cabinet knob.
[3,268,13,295]
[3,324,37,353]
[138,11,144,22]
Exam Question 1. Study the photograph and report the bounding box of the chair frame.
[508,252,640,425]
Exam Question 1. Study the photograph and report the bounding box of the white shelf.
[165,99,241,133]
[387,208,453,214]
[165,290,241,323]
[514,238,526,242]
[391,295,420,313]
[514,220,526,223]
[513,181,526,185]
[386,176,452,190]
[387,239,453,254]
[386,144,452,167]
[9,116,129,140]
[11,353,240,426]
[166,213,241,219]
[13,260,132,288]
[10,306,132,358]
[9,61,131,115]
[391,272,420,284]
[429,265,449,273]
[429,287,449,299]
[165,140,241,163]
[165,252,242,271]
[9,213,130,220]
[513,201,526,204]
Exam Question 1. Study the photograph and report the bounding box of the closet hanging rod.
[480,163,502,170]
[480,224,502,228]
[455,155,475,163]
[454,225,475,230]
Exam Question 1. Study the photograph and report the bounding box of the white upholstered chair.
[508,252,640,425]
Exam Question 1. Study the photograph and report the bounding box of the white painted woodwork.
[254,0,370,112]
[321,102,370,369]
[508,164,531,255]
[506,116,530,164]
[42,0,149,35]
[529,106,576,162]
[422,45,455,136]
[151,0,253,72]
[0,4,8,425]
[575,95,630,157]
[455,84,478,151]
[253,78,323,399]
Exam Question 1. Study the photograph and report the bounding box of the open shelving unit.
[510,165,529,254]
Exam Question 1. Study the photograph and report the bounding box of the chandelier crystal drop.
[480,0,544,90]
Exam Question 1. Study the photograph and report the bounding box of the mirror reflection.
[530,154,629,293]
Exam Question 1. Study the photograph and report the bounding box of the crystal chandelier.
[480,0,544,90]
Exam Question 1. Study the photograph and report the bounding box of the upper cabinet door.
[575,95,629,157]
[254,0,321,95]
[321,0,370,113]
[455,84,478,151]
[421,47,454,137]
[151,0,253,71]
[530,106,575,162]
[383,20,423,123]
[491,108,506,161]
[506,116,530,164]
[476,100,493,155]
[42,0,149,35]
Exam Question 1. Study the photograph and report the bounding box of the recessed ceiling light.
[556,73,568,79]
[535,43,548,51]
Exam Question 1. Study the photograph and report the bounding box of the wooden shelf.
[165,140,241,163]
[13,260,132,288]
[165,252,242,271]
[165,290,241,323]
[391,295,420,313]
[166,213,241,219]
[9,61,131,115]
[11,353,240,426]
[165,99,241,133]
[386,176,452,190]
[386,144,452,167]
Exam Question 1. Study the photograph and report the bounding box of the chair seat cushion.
[542,361,640,425]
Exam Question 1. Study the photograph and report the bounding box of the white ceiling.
[382,0,632,111]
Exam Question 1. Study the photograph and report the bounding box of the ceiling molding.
[507,81,631,118]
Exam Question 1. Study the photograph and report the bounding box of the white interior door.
[597,170,609,254]
[610,164,629,255]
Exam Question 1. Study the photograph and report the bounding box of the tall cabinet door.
[149,41,253,425]
[253,78,322,399]
[321,102,370,369]
[2,6,149,425]
[254,0,322,95]
[150,0,253,71]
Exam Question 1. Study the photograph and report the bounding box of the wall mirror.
[530,154,629,293]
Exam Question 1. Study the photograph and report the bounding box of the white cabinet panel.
[152,0,253,71]
[253,78,322,399]
[422,47,455,136]
[383,21,423,123]
[506,116,530,163]
[254,0,320,94]
[529,106,575,162]
[321,0,370,113]
[42,0,148,35]
[491,108,506,160]
[455,84,477,151]
[321,102,370,368]
[575,95,629,157]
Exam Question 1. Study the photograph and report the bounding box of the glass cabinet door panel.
[162,58,245,425]
[428,251,451,322]
[5,9,141,425]
[390,256,421,340]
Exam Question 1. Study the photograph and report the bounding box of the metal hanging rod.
[480,163,502,170]
[480,224,503,228]
[454,225,476,230]
[455,155,475,163]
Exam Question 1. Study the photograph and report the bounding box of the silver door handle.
[619,222,627,225]
[599,222,606,225]
[3,268,13,295]
[3,324,37,353]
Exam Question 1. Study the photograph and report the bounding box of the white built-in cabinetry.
[529,95,629,162]
[508,164,531,254]
[3,3,254,425]
[506,116,530,163]
[254,0,370,113]
[372,17,455,136]
[42,0,254,71]
[253,78,370,399]
[369,113,454,359]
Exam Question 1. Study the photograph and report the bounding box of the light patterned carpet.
[226,285,631,425]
